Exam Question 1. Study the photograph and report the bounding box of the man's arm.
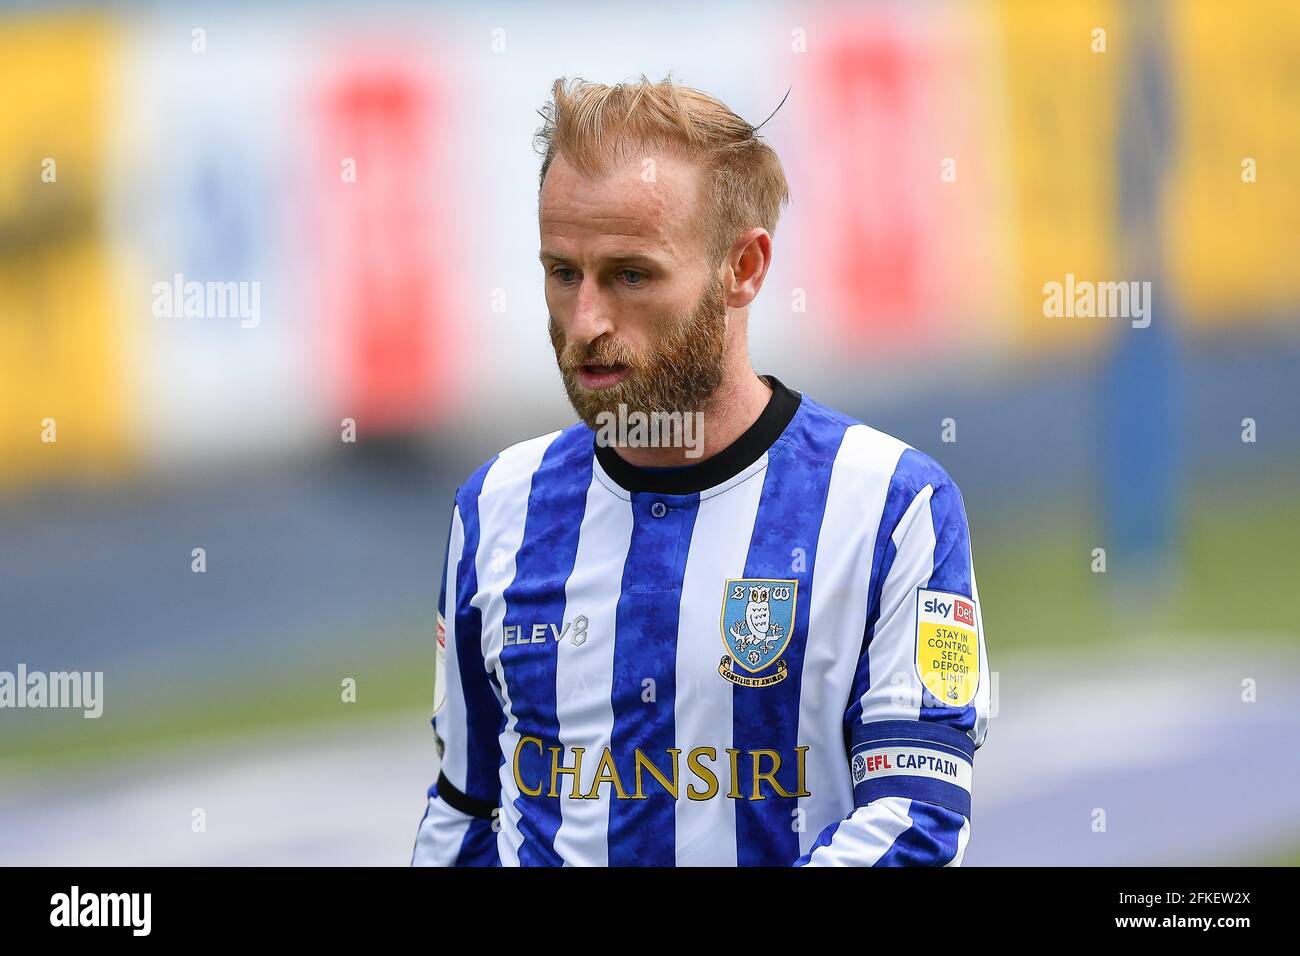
[411,487,505,866]
[797,454,991,866]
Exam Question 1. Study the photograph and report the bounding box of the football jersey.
[412,375,990,866]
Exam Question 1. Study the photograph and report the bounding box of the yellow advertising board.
[0,16,128,486]
[1164,0,1300,323]
[996,0,1121,352]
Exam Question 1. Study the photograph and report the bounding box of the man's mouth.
[575,363,630,390]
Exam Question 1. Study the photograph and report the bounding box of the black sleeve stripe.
[437,772,498,820]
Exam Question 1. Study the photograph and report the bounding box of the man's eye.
[551,267,579,283]
[618,270,647,286]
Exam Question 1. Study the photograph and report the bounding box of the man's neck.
[610,368,773,469]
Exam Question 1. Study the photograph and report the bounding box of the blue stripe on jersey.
[455,816,502,867]
[607,491,700,867]
[851,717,977,759]
[853,772,970,818]
[437,509,451,621]
[873,802,965,866]
[454,460,506,803]
[734,401,850,866]
[500,426,594,867]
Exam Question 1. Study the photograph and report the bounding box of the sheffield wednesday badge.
[718,578,797,687]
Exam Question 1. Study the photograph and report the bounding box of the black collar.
[592,374,801,495]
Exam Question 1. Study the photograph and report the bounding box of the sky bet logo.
[923,598,952,617]
[923,596,975,628]
[954,599,975,627]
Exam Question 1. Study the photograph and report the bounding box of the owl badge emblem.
[718,579,797,687]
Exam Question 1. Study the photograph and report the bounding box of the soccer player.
[412,76,991,867]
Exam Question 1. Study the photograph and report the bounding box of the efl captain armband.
[848,720,974,818]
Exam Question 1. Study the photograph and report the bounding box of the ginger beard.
[550,274,728,432]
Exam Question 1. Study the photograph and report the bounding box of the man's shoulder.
[453,421,592,510]
[791,392,962,499]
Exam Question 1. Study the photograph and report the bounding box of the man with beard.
[412,76,990,868]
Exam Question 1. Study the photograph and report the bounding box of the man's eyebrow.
[538,250,664,266]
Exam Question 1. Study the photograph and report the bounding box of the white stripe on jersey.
[411,797,473,866]
[437,506,470,790]
[970,565,992,748]
[552,473,633,866]
[802,797,917,866]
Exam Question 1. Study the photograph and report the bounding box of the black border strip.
[436,773,498,820]
[592,374,801,495]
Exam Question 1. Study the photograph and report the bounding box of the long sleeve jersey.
[412,375,991,866]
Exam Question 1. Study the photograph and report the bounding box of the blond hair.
[535,75,790,266]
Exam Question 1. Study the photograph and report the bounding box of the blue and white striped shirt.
[412,376,990,866]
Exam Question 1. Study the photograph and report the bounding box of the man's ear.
[724,227,773,309]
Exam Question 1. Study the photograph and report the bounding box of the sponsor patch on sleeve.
[433,613,448,715]
[914,588,980,707]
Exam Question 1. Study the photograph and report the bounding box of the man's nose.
[567,277,614,345]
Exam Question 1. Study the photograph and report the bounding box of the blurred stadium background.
[1,0,1297,865]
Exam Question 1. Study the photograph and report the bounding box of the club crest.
[718,578,797,687]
